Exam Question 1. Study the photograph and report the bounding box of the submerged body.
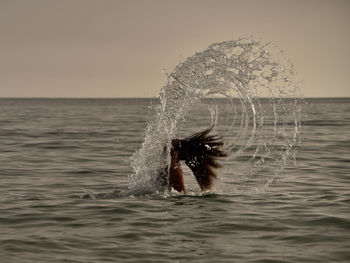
[160,126,227,193]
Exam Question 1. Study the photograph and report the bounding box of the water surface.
[0,98,349,262]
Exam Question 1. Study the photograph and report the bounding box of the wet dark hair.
[174,125,227,190]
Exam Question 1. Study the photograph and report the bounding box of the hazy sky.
[0,0,349,97]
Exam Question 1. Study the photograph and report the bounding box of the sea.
[0,97,349,263]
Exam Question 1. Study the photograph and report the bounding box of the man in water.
[158,126,227,193]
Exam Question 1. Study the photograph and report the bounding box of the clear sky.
[0,0,349,98]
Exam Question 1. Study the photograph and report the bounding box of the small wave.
[302,119,348,127]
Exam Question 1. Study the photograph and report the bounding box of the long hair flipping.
[168,126,227,192]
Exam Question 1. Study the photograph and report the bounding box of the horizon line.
[0,96,349,99]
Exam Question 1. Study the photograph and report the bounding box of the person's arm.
[169,139,186,193]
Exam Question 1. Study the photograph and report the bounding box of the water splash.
[129,38,302,194]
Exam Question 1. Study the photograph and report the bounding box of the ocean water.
[0,98,349,263]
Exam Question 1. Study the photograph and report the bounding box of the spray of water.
[129,38,302,195]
